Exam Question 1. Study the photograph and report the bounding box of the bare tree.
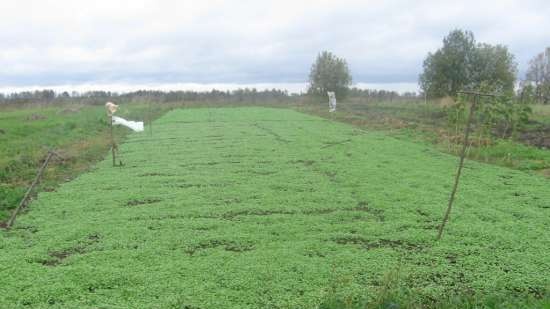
[525,47,550,104]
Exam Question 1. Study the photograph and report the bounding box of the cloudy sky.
[0,0,549,93]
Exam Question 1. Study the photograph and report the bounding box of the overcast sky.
[1,0,549,93]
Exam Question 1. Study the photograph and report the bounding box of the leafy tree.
[472,44,517,95]
[420,30,517,98]
[420,30,476,98]
[308,51,352,99]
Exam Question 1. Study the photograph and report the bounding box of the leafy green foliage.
[447,93,532,142]
[420,30,517,98]
[309,51,353,99]
[420,30,477,98]
[1,107,548,308]
[471,44,517,95]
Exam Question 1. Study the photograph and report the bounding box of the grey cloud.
[0,0,549,88]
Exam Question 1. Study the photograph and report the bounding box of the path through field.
[1,107,549,308]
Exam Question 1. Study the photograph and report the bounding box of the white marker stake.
[328,91,337,112]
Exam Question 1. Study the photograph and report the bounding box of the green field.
[1,107,549,308]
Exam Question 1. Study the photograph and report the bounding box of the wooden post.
[437,94,478,240]
[6,151,55,229]
[110,114,116,167]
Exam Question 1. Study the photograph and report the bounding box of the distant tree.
[308,51,352,99]
[524,47,550,104]
[419,29,517,98]
[34,89,55,101]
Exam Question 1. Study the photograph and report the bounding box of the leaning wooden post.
[437,94,478,240]
[6,151,57,229]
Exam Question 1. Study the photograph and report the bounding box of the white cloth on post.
[327,91,337,112]
[112,116,144,132]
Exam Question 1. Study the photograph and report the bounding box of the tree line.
[0,87,420,105]
[0,88,293,105]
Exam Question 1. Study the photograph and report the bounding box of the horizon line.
[0,82,420,96]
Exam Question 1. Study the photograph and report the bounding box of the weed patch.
[126,198,163,206]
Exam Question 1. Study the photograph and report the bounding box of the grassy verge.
[0,101,183,222]
[531,104,550,125]
[294,98,550,177]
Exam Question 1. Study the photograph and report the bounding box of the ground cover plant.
[1,107,548,308]
[3,95,550,226]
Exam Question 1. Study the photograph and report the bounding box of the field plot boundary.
[1,107,548,308]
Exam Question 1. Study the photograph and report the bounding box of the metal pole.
[437,94,478,240]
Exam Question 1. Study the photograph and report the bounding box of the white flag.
[112,116,144,132]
